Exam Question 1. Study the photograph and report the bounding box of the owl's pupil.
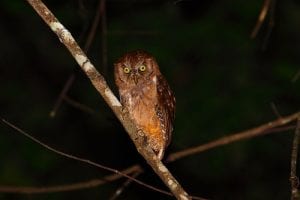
[123,67,130,73]
[139,65,146,72]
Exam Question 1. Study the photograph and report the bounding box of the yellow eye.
[123,67,130,73]
[139,65,146,72]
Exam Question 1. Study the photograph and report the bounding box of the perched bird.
[114,50,175,160]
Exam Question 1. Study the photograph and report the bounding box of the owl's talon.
[121,106,129,115]
[135,129,148,147]
[137,129,144,137]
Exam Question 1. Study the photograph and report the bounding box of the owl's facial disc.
[123,64,148,85]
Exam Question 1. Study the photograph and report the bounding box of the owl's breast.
[120,80,159,128]
[121,80,156,108]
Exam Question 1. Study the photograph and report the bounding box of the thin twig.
[270,102,282,118]
[251,0,272,38]
[0,165,140,194]
[167,112,300,162]
[100,0,108,76]
[262,0,276,50]
[83,0,105,53]
[290,115,300,200]
[267,125,296,134]
[109,170,142,200]
[24,1,193,198]
[49,74,75,117]
[63,95,96,115]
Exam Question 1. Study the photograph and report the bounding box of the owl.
[114,50,175,160]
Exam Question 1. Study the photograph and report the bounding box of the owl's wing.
[156,75,176,147]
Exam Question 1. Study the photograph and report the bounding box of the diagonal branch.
[25,0,191,199]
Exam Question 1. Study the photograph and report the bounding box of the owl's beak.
[133,75,139,85]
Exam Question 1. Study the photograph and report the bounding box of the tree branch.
[290,115,300,200]
[0,165,140,194]
[167,112,299,162]
[25,0,191,199]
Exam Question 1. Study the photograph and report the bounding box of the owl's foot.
[137,129,144,137]
[136,129,148,146]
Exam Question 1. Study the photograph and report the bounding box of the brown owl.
[114,50,175,160]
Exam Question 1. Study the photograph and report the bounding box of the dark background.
[0,0,300,199]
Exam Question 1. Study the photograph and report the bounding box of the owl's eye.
[123,67,131,73]
[139,65,146,72]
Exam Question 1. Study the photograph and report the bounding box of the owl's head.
[114,50,161,89]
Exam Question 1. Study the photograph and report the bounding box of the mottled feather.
[156,75,176,147]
